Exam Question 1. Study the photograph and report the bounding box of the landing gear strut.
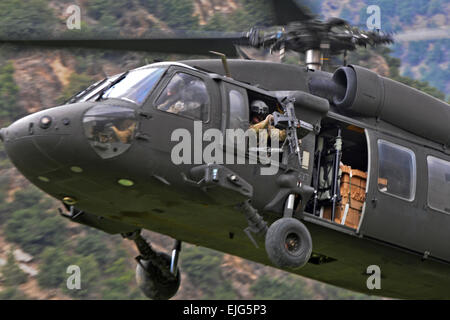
[123,231,181,300]
[241,198,312,270]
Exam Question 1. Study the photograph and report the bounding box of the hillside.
[319,0,449,97]
[0,0,447,300]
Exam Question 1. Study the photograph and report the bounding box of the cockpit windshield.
[100,67,166,105]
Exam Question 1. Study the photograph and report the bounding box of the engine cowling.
[310,65,450,147]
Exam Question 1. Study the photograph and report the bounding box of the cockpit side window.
[155,72,210,121]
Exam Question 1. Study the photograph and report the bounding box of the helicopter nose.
[2,103,96,178]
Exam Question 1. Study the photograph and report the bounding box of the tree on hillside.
[57,73,96,104]
[181,246,236,299]
[38,247,70,289]
[250,275,311,299]
[0,62,20,120]
[0,0,57,38]
[0,250,28,286]
[5,206,67,256]
[101,256,143,300]
[0,287,28,300]
[89,0,133,21]
[138,0,198,30]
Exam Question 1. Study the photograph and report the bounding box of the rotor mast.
[305,49,323,70]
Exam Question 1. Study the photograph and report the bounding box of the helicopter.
[0,0,449,300]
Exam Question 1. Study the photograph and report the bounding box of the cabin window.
[427,156,450,214]
[377,140,416,201]
[155,72,210,121]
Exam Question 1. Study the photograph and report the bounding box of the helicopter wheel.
[136,252,181,300]
[265,218,312,269]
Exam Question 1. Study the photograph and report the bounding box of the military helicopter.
[0,1,449,300]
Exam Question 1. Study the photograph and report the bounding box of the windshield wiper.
[96,70,130,102]
[66,78,108,105]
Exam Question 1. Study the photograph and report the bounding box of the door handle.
[371,198,377,208]
[138,111,152,119]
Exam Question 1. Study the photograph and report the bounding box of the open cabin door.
[307,119,370,232]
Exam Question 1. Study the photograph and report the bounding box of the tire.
[265,218,312,269]
[136,253,181,300]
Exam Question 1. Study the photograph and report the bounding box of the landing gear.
[135,253,180,300]
[240,197,312,269]
[123,231,181,300]
[264,192,313,269]
[265,217,312,269]
[262,97,314,269]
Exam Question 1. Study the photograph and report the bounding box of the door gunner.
[250,100,286,142]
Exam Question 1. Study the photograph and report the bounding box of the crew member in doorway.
[250,100,286,142]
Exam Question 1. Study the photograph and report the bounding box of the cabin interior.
[306,117,369,230]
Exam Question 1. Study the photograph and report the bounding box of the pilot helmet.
[167,74,185,94]
[251,100,269,116]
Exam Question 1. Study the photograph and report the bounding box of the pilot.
[250,100,286,142]
[163,77,208,118]
[157,74,186,112]
[179,79,209,116]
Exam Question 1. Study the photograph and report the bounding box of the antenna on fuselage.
[209,51,231,78]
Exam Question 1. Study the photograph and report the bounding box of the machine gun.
[272,97,314,170]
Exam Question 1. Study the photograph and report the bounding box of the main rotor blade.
[394,27,450,42]
[270,0,316,25]
[0,32,250,57]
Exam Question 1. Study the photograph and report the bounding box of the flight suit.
[250,114,287,142]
